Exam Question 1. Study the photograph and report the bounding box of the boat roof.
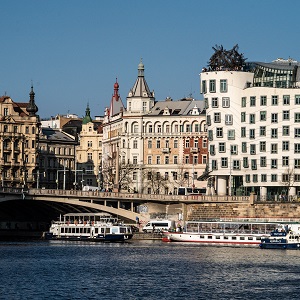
[63,213,113,217]
[187,218,300,224]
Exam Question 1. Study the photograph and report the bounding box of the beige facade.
[0,87,40,188]
[76,105,103,189]
[102,61,208,194]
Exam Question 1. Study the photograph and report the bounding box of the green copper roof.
[82,103,93,124]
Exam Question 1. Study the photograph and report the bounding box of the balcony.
[162,148,170,153]
[190,147,199,153]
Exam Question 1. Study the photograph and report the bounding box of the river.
[0,240,300,299]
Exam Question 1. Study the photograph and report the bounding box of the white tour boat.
[162,219,286,246]
[45,213,133,242]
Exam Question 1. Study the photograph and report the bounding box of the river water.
[0,240,300,300]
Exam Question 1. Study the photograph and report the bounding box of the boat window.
[232,236,237,240]
[224,236,228,239]
[61,228,64,233]
[105,228,110,233]
[216,236,220,239]
[76,228,79,233]
[200,235,204,239]
[256,237,261,240]
[101,228,105,234]
[120,227,126,233]
[95,228,98,234]
[208,236,213,239]
[248,237,253,240]
[240,237,245,240]
[87,228,90,233]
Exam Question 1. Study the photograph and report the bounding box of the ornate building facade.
[102,61,208,194]
[0,87,39,188]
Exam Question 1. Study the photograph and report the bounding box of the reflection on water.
[0,240,300,299]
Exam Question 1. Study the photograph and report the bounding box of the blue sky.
[1,0,300,119]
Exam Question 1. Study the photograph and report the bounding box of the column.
[217,176,227,196]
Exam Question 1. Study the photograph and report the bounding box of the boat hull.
[163,231,267,246]
[44,232,133,242]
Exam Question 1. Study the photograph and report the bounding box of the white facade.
[202,58,300,199]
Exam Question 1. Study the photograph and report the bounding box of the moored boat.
[162,219,291,246]
[44,213,133,242]
[259,223,300,250]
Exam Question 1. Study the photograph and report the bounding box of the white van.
[142,220,175,233]
[82,186,99,191]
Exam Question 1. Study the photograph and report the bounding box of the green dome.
[82,104,93,124]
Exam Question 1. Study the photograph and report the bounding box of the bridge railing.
[23,188,250,203]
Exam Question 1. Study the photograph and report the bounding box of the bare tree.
[281,167,295,199]
[142,168,170,194]
[173,164,190,187]
[118,161,135,191]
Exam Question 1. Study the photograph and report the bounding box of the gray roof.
[147,98,205,116]
[40,128,75,142]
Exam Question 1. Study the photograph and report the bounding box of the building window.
[221,157,228,168]
[250,96,256,106]
[241,127,246,137]
[251,159,257,170]
[174,155,178,164]
[260,126,266,136]
[233,160,240,170]
[260,156,267,167]
[156,140,161,148]
[193,156,198,165]
[271,174,277,182]
[186,124,191,132]
[216,128,223,138]
[250,144,256,155]
[149,125,153,133]
[295,113,300,123]
[283,126,290,136]
[185,139,190,148]
[203,139,207,148]
[253,174,258,182]
[208,130,213,141]
[272,95,278,105]
[260,141,266,152]
[245,174,250,183]
[260,111,266,121]
[222,97,230,107]
[133,124,138,133]
[295,128,300,138]
[133,171,137,180]
[87,153,92,160]
[148,140,152,148]
[209,80,216,93]
[143,101,147,112]
[241,97,246,107]
[282,156,289,167]
[174,140,178,148]
[261,174,267,182]
[202,155,207,164]
[250,114,255,124]
[210,145,215,155]
[249,129,255,139]
[294,143,300,153]
[133,140,138,149]
[271,159,277,169]
[133,156,138,164]
[225,114,233,125]
[185,156,189,164]
[243,157,249,168]
[212,160,217,170]
[271,113,278,123]
[220,79,227,92]
[271,128,278,138]
[156,156,160,164]
[219,142,226,153]
[201,80,207,94]
[207,115,211,126]
[3,107,8,116]
[157,125,162,133]
[271,143,278,154]
[241,112,246,122]
[194,139,198,148]
[260,96,267,106]
[228,130,235,140]
[147,156,152,164]
[231,145,238,155]
[283,141,289,151]
[204,98,209,109]
[283,95,290,105]
[295,95,300,105]
[295,159,300,169]
[214,112,221,123]
[165,156,169,164]
[242,142,247,153]
[212,97,218,107]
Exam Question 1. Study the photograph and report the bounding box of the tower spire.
[26,84,38,116]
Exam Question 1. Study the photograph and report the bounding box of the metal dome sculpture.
[208,44,247,71]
